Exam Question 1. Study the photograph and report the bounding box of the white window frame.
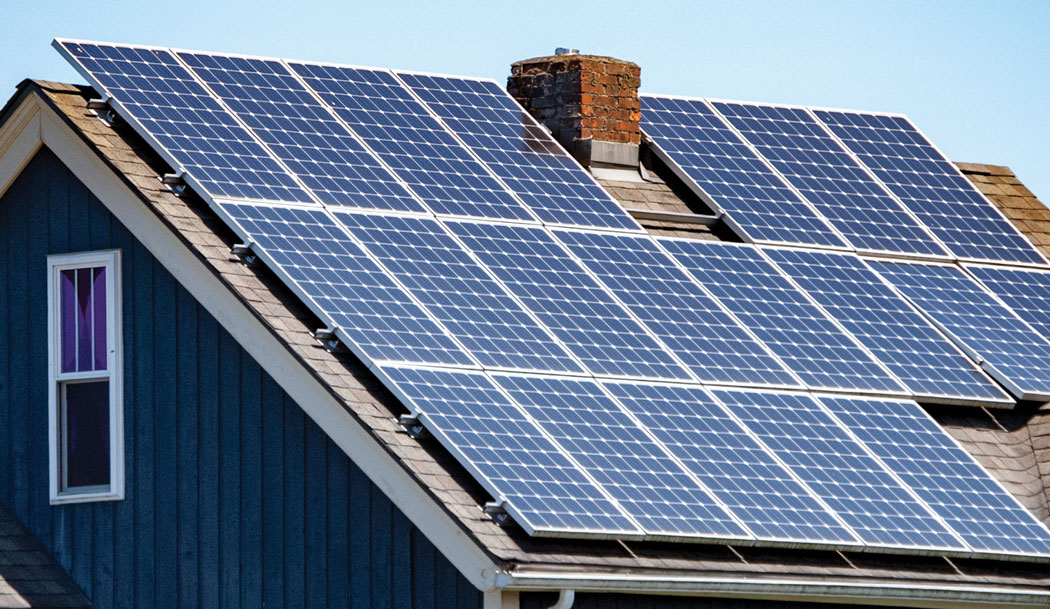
[47,249,124,504]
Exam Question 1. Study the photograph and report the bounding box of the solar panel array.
[55,39,1050,561]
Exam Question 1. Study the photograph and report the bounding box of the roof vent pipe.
[547,589,575,609]
[554,47,579,55]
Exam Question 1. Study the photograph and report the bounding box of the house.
[2,43,1050,609]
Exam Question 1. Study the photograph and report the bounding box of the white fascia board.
[18,98,502,591]
[502,572,1050,609]
[0,95,44,199]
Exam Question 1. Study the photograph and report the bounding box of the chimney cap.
[555,47,580,56]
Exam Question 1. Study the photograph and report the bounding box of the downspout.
[548,589,575,609]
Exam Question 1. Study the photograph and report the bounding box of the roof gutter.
[498,571,1050,609]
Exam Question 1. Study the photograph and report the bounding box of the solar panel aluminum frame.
[391,69,646,233]
[861,256,1050,402]
[447,217,694,383]
[640,93,853,252]
[372,364,648,539]
[330,207,594,376]
[211,201,482,372]
[711,387,971,556]
[816,393,1050,562]
[600,379,866,551]
[489,372,758,543]
[759,246,1013,408]
[53,38,326,208]
[704,98,954,261]
[172,47,436,217]
[809,105,1050,268]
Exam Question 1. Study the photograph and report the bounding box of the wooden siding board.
[0,148,482,609]
[304,422,327,609]
[326,441,349,609]
[218,330,241,609]
[133,239,156,609]
[154,261,179,608]
[282,401,306,609]
[176,289,200,609]
[196,312,221,609]
[239,358,263,609]
[261,375,285,609]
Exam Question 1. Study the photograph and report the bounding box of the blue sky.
[3,0,1048,200]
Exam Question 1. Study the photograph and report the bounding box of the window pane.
[76,268,93,372]
[63,380,110,489]
[93,267,107,370]
[60,270,77,373]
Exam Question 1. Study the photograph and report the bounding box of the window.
[47,251,124,503]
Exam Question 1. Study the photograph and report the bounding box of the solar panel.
[448,221,691,381]
[379,366,641,537]
[400,73,641,231]
[555,229,800,388]
[216,202,472,367]
[765,249,1011,407]
[710,101,947,257]
[55,40,314,204]
[604,381,858,546]
[711,389,966,551]
[869,260,1050,401]
[813,109,1046,265]
[966,265,1050,341]
[820,395,1050,557]
[493,374,751,539]
[661,240,905,394]
[287,62,536,222]
[176,51,425,212]
[640,95,846,248]
[332,211,584,374]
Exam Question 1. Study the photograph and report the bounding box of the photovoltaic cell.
[555,230,799,387]
[333,211,584,374]
[494,375,750,539]
[288,62,534,221]
[820,395,1050,557]
[449,221,690,381]
[605,381,857,545]
[640,95,846,248]
[177,52,424,212]
[661,240,905,394]
[967,265,1050,341]
[711,102,947,257]
[712,389,966,551]
[765,249,1010,406]
[380,366,640,536]
[217,203,471,366]
[55,40,313,203]
[814,109,1046,265]
[869,260,1050,401]
[400,73,641,231]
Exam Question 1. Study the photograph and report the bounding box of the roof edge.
[501,571,1050,609]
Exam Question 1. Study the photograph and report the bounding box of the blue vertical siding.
[0,148,482,609]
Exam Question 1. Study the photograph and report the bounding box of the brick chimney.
[508,50,641,168]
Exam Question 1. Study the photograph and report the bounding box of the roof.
[0,504,89,609]
[7,78,1050,603]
